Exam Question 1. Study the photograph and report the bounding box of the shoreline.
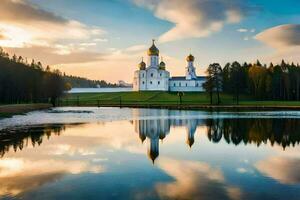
[59,104,300,111]
[1,103,300,120]
[0,104,52,118]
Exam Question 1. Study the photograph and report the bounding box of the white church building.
[133,40,206,92]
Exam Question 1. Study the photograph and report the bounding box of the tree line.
[0,124,64,157]
[0,48,122,105]
[63,75,119,88]
[203,60,300,104]
[206,118,300,149]
[0,48,65,106]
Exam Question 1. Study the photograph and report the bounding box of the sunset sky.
[1,0,300,83]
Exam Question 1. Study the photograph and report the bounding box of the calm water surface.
[68,87,132,93]
[0,107,300,200]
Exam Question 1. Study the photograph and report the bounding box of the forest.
[0,48,65,105]
[203,60,300,104]
[0,48,123,106]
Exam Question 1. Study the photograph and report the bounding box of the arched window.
[179,83,181,87]
[150,81,152,84]
[186,83,188,87]
[151,73,153,77]
[142,81,145,84]
[158,81,160,85]
[174,83,176,87]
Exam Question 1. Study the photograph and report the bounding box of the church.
[133,40,206,92]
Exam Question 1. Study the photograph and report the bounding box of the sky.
[0,0,300,83]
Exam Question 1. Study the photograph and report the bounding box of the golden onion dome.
[187,137,194,148]
[148,149,159,164]
[148,40,159,56]
[139,133,146,143]
[138,61,146,70]
[159,132,166,140]
[186,54,195,62]
[159,61,166,70]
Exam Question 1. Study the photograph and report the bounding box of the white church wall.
[149,55,159,67]
[169,79,205,92]
[134,68,170,91]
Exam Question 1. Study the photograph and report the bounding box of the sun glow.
[0,23,34,47]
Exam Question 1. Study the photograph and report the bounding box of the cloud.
[237,28,248,32]
[255,156,300,184]
[155,158,243,200]
[255,24,300,63]
[0,33,5,40]
[0,0,110,79]
[237,28,255,33]
[0,0,105,48]
[255,24,300,49]
[133,0,248,42]
[0,0,66,24]
[94,38,108,42]
[79,43,97,47]
[4,46,105,65]
[125,44,147,52]
[0,158,104,196]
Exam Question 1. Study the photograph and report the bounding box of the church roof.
[187,137,195,148]
[170,76,186,80]
[159,61,166,70]
[170,76,206,81]
[138,60,146,70]
[148,40,159,56]
[148,149,159,164]
[186,54,195,62]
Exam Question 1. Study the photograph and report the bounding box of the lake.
[0,107,300,200]
[68,87,132,93]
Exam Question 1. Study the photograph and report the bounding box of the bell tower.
[148,39,159,68]
[186,54,197,80]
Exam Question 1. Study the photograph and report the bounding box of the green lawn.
[60,91,300,108]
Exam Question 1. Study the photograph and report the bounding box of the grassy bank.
[0,104,52,118]
[60,92,300,110]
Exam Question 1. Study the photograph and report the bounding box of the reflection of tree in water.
[0,125,66,157]
[206,118,300,149]
[134,109,300,162]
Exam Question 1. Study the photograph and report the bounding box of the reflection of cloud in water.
[0,172,64,197]
[256,157,300,184]
[155,158,242,200]
[0,158,104,196]
[49,144,96,156]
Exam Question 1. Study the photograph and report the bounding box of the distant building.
[133,40,206,92]
[118,80,132,87]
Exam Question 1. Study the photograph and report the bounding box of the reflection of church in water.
[133,109,203,163]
